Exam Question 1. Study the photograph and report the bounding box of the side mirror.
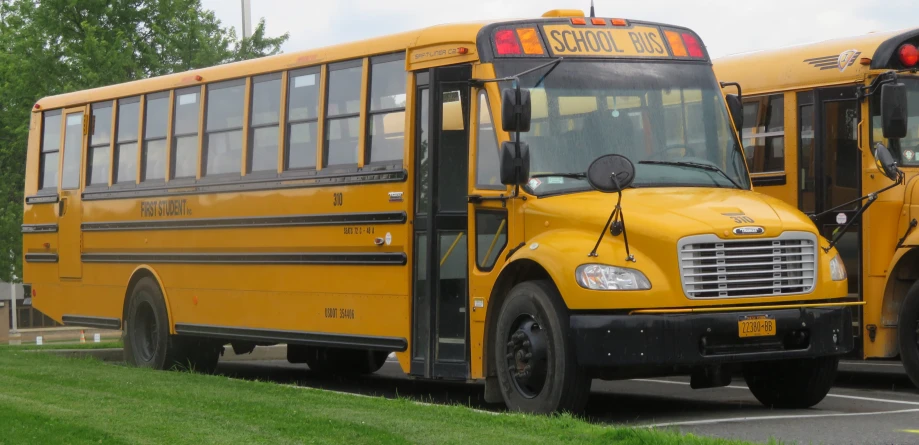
[725,94,743,131]
[881,83,908,139]
[499,141,530,185]
[501,87,531,133]
[587,154,635,192]
[873,142,901,182]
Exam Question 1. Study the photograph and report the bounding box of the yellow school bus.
[714,28,919,388]
[23,9,859,413]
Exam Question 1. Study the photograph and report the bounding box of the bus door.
[804,87,861,299]
[57,107,87,280]
[410,65,472,379]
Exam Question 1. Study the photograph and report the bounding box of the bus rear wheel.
[743,356,838,408]
[289,345,389,375]
[494,280,591,414]
[123,277,221,374]
[898,281,919,389]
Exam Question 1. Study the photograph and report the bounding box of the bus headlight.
[829,254,847,281]
[575,264,651,290]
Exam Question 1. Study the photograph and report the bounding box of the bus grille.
[678,232,817,299]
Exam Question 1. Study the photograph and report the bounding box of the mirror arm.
[719,81,742,101]
[588,173,634,262]
[897,218,918,250]
[821,172,904,253]
[857,70,899,101]
[811,171,904,221]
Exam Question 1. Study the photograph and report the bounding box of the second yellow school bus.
[715,28,919,389]
[24,9,858,413]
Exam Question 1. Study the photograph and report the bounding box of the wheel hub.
[505,316,548,398]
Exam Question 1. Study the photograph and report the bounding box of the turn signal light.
[516,28,545,55]
[899,43,919,67]
[664,30,687,57]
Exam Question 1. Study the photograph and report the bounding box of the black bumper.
[570,306,853,368]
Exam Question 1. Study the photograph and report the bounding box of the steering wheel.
[646,146,689,162]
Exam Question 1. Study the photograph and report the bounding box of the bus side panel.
[77,181,410,343]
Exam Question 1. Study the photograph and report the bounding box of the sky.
[202,0,917,59]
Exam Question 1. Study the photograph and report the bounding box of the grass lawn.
[0,340,123,350]
[0,350,761,445]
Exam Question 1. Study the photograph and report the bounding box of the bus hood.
[524,187,817,243]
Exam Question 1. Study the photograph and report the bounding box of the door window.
[823,101,859,209]
[60,113,84,190]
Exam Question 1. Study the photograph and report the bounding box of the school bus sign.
[542,24,669,57]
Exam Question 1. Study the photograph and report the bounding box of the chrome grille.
[678,232,817,299]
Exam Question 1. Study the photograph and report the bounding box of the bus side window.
[325,60,363,168]
[115,97,140,184]
[474,91,502,189]
[87,102,113,186]
[203,79,245,177]
[172,87,201,179]
[142,92,170,182]
[366,53,406,165]
[286,67,320,171]
[39,110,62,190]
[249,73,282,173]
[741,95,785,173]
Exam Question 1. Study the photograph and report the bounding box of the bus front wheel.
[743,356,838,408]
[898,281,919,389]
[123,277,221,374]
[494,280,591,414]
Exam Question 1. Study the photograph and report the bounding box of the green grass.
[0,340,122,350]
[0,351,759,445]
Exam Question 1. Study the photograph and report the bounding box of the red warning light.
[899,44,918,67]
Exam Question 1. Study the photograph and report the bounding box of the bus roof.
[34,20,493,111]
[34,13,709,111]
[713,27,919,95]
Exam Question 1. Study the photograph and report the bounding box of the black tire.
[494,280,591,414]
[743,356,839,408]
[298,346,389,375]
[898,281,919,389]
[123,277,221,373]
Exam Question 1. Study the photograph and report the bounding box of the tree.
[0,0,289,282]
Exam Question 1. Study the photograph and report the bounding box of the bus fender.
[123,265,176,335]
[879,247,919,356]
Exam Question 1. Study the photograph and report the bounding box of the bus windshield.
[871,76,919,165]
[494,60,749,195]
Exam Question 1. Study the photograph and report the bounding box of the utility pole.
[9,281,17,335]
[241,0,252,39]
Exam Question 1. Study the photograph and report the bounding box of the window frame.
[473,90,505,191]
[364,52,407,168]
[113,96,141,187]
[38,109,63,192]
[201,78,246,181]
[323,59,364,170]
[283,66,322,174]
[141,91,171,184]
[86,102,114,189]
[170,86,203,182]
[741,93,786,176]
[247,72,283,176]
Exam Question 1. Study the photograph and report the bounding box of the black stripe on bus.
[81,211,407,232]
[751,174,786,187]
[81,252,407,266]
[82,169,407,202]
[173,323,407,352]
[25,253,58,263]
[21,224,59,233]
[25,194,60,204]
[62,315,122,330]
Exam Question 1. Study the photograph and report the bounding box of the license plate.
[738,316,776,338]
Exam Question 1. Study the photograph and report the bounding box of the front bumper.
[570,305,853,368]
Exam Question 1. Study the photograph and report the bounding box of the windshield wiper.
[530,172,586,180]
[637,160,743,189]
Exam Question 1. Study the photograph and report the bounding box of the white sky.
[203,0,916,59]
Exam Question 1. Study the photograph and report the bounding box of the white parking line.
[631,378,919,406]
[642,408,919,428]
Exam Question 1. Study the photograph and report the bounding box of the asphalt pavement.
[215,356,919,445]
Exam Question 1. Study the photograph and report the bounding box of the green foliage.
[0,0,288,282]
